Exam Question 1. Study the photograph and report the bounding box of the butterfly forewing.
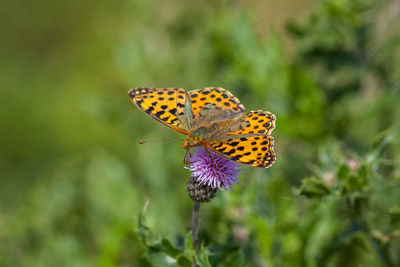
[128,87,189,134]
[189,87,245,118]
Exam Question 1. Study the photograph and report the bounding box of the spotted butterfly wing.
[228,110,276,136]
[128,88,191,135]
[210,135,276,168]
[189,87,245,118]
[208,110,276,168]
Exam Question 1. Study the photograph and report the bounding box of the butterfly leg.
[184,148,192,164]
[203,145,215,166]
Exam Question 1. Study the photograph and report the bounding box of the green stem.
[191,201,200,250]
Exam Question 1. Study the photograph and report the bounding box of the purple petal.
[186,147,241,190]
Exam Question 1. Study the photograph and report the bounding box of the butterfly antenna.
[138,138,180,144]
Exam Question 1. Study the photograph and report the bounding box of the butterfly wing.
[209,135,276,168]
[228,110,276,136]
[188,87,245,118]
[207,110,276,168]
[128,87,191,135]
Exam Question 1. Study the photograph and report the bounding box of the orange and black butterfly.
[128,87,276,168]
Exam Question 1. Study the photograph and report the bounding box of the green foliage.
[1,0,399,266]
[299,177,331,198]
[137,202,210,267]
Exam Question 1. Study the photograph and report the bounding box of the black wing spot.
[225,148,236,156]
[218,147,227,152]
[231,155,242,161]
[160,105,168,109]
[236,146,245,151]
[214,143,224,149]
[128,90,135,99]
[240,137,248,141]
[155,111,165,117]
[167,91,175,95]
[201,90,211,95]
[223,102,231,107]
[216,98,222,102]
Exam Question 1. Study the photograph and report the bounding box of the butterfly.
[128,87,276,168]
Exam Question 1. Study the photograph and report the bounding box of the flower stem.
[191,201,200,250]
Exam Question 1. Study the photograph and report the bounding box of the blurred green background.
[1,0,399,266]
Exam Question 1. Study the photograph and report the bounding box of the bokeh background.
[1,0,399,266]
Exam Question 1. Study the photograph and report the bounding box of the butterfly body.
[129,87,276,168]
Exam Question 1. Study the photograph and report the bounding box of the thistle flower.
[186,147,241,191]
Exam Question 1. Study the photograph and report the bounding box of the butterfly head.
[182,127,206,148]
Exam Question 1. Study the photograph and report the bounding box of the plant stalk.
[191,201,200,250]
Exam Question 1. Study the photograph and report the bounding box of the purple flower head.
[186,147,241,190]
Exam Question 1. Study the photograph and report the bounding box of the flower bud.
[187,176,218,202]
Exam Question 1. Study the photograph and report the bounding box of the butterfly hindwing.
[210,135,275,168]
[228,110,276,136]
[128,87,190,134]
[189,87,245,118]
